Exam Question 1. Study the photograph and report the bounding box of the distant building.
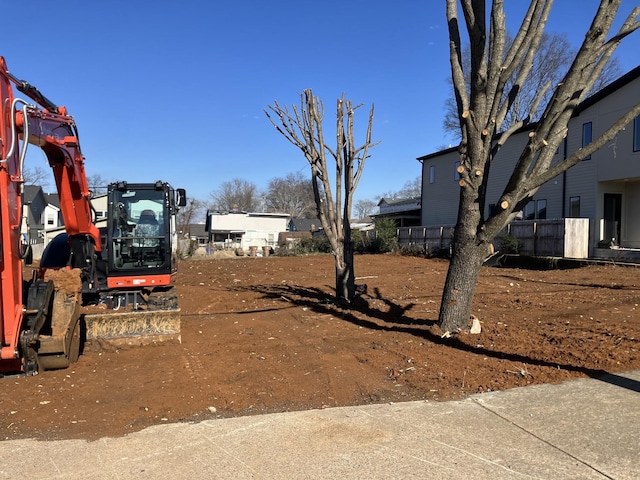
[418,64,640,257]
[23,185,59,244]
[186,223,208,246]
[288,218,320,233]
[374,197,421,227]
[205,210,289,251]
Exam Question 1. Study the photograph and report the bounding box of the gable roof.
[574,64,640,115]
[23,185,44,203]
[187,223,207,238]
[377,197,421,207]
[44,193,60,209]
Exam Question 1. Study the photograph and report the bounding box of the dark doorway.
[603,193,622,245]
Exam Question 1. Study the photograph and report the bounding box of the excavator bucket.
[44,270,181,351]
[37,288,82,370]
[24,269,83,373]
[82,285,181,347]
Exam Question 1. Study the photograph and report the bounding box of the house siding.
[420,150,460,226]
[206,212,289,250]
[420,65,640,254]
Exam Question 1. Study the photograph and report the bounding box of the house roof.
[417,63,640,163]
[187,223,207,238]
[574,64,640,115]
[288,218,320,232]
[377,197,421,207]
[23,185,44,203]
[44,193,60,209]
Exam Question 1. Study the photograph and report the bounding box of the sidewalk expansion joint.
[471,398,614,480]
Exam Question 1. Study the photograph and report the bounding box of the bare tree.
[266,172,316,218]
[354,199,377,219]
[266,90,378,303]
[442,31,622,139]
[22,166,51,188]
[440,0,640,333]
[379,175,422,201]
[210,178,259,211]
[396,176,422,199]
[86,173,109,196]
[176,198,206,235]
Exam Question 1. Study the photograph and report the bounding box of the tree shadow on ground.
[496,273,633,290]
[237,283,624,385]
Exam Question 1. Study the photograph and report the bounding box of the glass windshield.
[110,188,167,270]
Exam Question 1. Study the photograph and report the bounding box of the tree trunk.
[438,235,486,333]
[334,240,355,303]
[438,182,489,333]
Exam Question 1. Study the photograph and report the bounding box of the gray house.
[23,185,54,244]
[418,65,640,257]
[375,197,421,227]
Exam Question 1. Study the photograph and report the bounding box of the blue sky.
[4,0,638,207]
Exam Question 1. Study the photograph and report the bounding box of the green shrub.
[498,233,519,254]
[294,235,332,255]
[400,244,426,257]
[351,229,369,253]
[373,218,399,253]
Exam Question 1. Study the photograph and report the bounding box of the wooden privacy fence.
[506,218,588,258]
[397,218,589,259]
[396,225,455,254]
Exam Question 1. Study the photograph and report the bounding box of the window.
[569,196,581,217]
[523,199,547,220]
[582,122,592,160]
[46,214,55,226]
[454,161,460,181]
[634,115,640,152]
[429,165,435,184]
[523,201,535,220]
[536,199,547,220]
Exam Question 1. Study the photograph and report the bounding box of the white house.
[37,193,109,259]
[205,211,290,251]
[418,65,640,257]
[42,193,62,230]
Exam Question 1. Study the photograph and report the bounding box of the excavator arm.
[16,101,102,278]
[0,56,101,373]
[12,79,102,251]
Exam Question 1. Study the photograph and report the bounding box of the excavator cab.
[77,181,187,346]
[105,181,185,284]
[109,183,169,273]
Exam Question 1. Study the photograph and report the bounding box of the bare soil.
[2,254,639,441]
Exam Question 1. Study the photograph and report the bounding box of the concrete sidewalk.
[1,370,639,479]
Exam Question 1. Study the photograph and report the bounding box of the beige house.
[418,65,640,257]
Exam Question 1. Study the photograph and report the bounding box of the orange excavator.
[0,56,186,375]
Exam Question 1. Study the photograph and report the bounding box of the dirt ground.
[2,253,639,441]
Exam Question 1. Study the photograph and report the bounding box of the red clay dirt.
[2,254,639,441]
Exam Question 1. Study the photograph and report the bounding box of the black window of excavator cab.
[110,188,168,270]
